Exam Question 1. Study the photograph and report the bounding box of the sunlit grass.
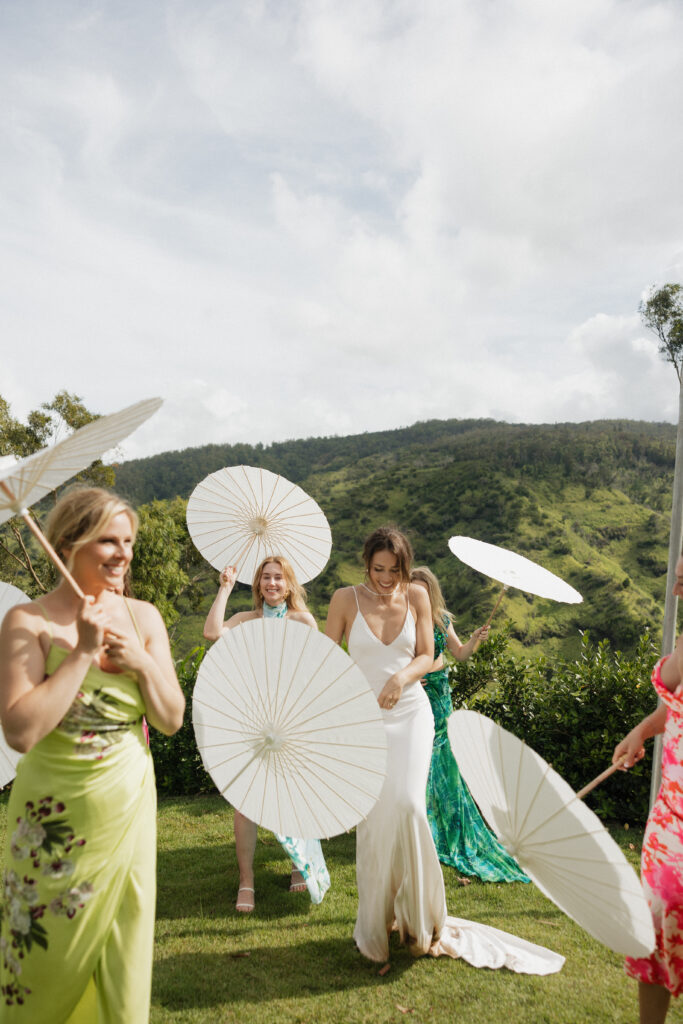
[3,793,682,1023]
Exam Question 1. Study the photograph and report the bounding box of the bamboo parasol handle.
[576,755,628,800]
[0,480,85,600]
[484,584,508,628]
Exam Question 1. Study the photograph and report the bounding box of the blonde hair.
[45,487,138,572]
[410,566,451,629]
[251,555,308,613]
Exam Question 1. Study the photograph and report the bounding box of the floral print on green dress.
[59,688,131,759]
[0,798,94,1008]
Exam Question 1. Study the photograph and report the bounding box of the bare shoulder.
[1,600,46,636]
[287,611,318,629]
[125,597,165,630]
[225,610,258,629]
[408,582,430,611]
[330,586,357,607]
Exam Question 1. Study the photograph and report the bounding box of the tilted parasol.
[0,398,162,597]
[186,465,331,585]
[0,581,31,787]
[193,617,387,838]
[448,709,655,957]
[448,535,582,625]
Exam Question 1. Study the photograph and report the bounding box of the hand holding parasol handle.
[0,481,85,600]
[576,755,628,800]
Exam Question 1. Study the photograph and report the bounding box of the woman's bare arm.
[324,588,351,645]
[203,566,238,640]
[103,601,185,736]
[446,622,489,661]
[0,600,108,753]
[612,704,667,769]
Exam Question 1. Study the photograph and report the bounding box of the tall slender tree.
[639,284,683,805]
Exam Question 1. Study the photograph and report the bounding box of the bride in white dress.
[325,526,563,974]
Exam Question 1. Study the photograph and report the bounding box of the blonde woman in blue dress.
[203,556,330,913]
[325,526,562,973]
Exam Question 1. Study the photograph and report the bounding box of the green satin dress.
[1,608,157,1022]
[423,620,529,883]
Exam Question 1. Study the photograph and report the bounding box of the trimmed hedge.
[153,631,660,825]
[150,646,214,796]
[453,628,659,823]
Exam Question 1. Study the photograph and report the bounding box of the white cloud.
[0,0,682,460]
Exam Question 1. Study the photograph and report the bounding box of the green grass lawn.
[150,796,683,1024]
[3,793,682,1023]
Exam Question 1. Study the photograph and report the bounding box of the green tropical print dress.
[423,620,529,883]
[1,642,157,1022]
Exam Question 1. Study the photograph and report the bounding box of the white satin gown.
[348,589,564,973]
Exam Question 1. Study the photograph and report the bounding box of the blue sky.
[1,0,682,459]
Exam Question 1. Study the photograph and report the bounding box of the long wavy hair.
[410,566,451,629]
[251,555,308,613]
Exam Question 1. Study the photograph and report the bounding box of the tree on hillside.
[640,283,683,381]
[639,283,683,805]
[132,497,209,634]
[0,391,113,594]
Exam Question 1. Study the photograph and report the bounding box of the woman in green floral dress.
[411,567,528,883]
[0,487,185,1022]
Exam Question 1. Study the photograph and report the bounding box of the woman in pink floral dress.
[613,556,683,1024]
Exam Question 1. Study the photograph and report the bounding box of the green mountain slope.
[115,418,676,658]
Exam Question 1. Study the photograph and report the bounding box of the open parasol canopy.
[186,465,331,584]
[448,535,582,624]
[193,617,387,838]
[0,398,162,596]
[0,581,31,787]
[448,709,655,957]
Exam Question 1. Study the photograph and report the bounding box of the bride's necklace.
[360,582,399,600]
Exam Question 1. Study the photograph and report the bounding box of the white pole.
[650,377,683,807]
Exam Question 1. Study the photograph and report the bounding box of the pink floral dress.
[625,657,683,995]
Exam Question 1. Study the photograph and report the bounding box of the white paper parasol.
[0,398,162,596]
[448,710,655,957]
[448,535,582,624]
[449,536,582,603]
[193,618,387,838]
[0,581,31,787]
[186,465,332,584]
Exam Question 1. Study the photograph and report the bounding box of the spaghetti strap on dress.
[0,603,157,1022]
[348,588,563,973]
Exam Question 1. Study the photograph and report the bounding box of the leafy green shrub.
[150,646,214,796]
[153,630,660,827]
[459,629,659,823]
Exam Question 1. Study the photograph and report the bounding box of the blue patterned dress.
[262,601,330,904]
[423,620,529,883]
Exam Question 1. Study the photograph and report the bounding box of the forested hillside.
[115,417,677,658]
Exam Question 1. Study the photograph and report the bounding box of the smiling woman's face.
[367,549,401,595]
[259,561,288,606]
[69,511,134,591]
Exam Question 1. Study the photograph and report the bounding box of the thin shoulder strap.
[34,600,54,639]
[123,597,144,645]
[352,586,361,611]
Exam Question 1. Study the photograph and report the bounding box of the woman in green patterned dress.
[410,567,528,883]
[0,487,185,1022]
